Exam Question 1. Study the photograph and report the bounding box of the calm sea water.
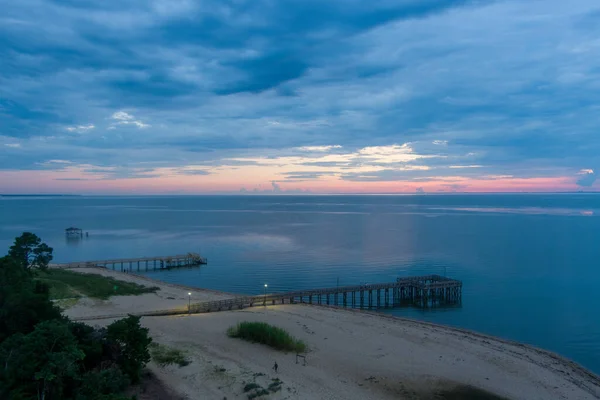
[1,194,599,373]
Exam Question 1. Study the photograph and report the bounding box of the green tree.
[75,367,130,400]
[0,320,84,400]
[8,232,53,271]
[68,322,105,372]
[1,233,155,399]
[106,316,152,383]
[0,256,62,343]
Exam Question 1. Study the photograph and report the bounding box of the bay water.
[1,194,599,373]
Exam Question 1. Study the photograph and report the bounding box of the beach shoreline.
[63,268,600,400]
[310,304,600,396]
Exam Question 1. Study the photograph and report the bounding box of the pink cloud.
[0,170,596,194]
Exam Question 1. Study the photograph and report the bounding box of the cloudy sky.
[1,0,599,194]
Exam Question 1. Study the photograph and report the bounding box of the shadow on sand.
[433,384,508,400]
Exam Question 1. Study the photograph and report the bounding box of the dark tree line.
[0,233,153,400]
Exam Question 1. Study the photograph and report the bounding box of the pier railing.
[189,274,462,313]
[50,253,207,271]
[71,275,462,321]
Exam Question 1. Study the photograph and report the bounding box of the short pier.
[191,274,462,313]
[50,253,207,271]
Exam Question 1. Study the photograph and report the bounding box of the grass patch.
[227,322,306,353]
[41,278,81,300]
[243,383,261,393]
[268,380,282,392]
[54,298,80,310]
[37,269,159,300]
[149,343,190,367]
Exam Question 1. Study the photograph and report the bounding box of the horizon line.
[2,191,600,197]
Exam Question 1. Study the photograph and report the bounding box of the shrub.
[149,343,190,367]
[268,379,282,392]
[243,383,261,392]
[77,367,131,397]
[227,322,306,353]
[106,316,152,383]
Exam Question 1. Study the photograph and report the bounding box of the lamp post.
[188,292,191,315]
[264,284,268,306]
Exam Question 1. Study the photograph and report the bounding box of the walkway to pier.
[50,253,207,271]
[74,275,462,321]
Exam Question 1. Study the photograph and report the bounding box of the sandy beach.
[64,267,234,319]
[64,269,600,400]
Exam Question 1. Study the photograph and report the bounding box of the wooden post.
[360,290,364,309]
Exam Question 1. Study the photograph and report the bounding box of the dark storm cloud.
[215,53,309,95]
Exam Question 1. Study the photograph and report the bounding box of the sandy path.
[64,268,232,319]
[65,269,600,400]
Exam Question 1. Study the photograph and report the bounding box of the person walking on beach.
[273,361,278,373]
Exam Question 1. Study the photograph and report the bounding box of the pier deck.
[50,253,207,271]
[73,275,461,321]
[191,274,462,313]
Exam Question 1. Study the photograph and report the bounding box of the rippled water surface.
[1,194,599,373]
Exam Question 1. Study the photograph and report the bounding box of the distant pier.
[50,253,207,271]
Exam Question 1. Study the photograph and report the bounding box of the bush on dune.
[149,342,190,367]
[227,321,306,353]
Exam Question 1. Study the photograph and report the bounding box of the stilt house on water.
[65,227,83,237]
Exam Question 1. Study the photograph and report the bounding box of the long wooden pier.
[50,253,207,271]
[190,275,461,313]
[73,275,462,321]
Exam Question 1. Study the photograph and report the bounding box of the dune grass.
[44,279,81,300]
[227,321,306,353]
[37,269,159,300]
[55,298,80,310]
[149,343,190,367]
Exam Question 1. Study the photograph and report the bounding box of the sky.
[1,0,599,194]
